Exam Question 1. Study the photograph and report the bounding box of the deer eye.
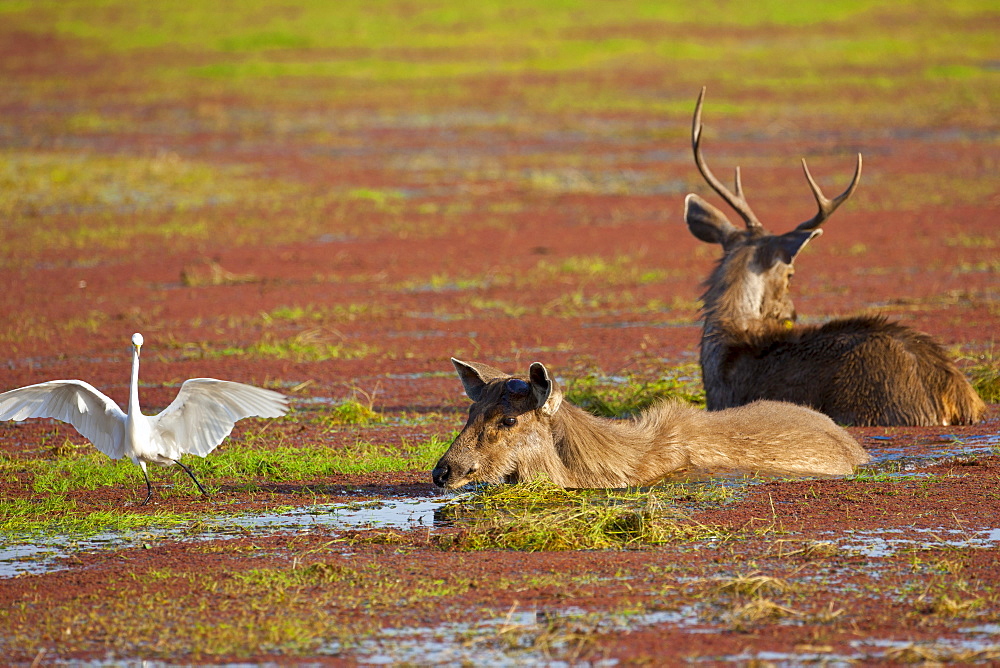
[500,416,517,428]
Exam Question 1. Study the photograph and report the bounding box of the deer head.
[684,87,862,331]
[431,358,563,489]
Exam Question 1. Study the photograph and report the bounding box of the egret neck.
[125,337,151,465]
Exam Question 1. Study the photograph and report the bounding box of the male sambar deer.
[684,89,984,427]
[431,358,869,490]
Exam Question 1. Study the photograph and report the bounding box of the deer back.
[674,399,869,476]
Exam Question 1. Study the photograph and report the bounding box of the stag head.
[684,87,862,330]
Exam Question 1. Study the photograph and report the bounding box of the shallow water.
[347,606,701,667]
[833,527,1000,558]
[852,636,1000,661]
[866,433,999,469]
[0,498,445,579]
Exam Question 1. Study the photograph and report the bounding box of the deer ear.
[451,357,506,401]
[528,362,563,416]
[776,228,823,265]
[684,194,740,245]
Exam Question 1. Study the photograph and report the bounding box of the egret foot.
[174,459,208,496]
[139,470,154,506]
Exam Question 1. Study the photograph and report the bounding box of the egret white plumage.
[0,333,289,505]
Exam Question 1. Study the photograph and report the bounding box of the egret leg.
[139,465,154,506]
[174,459,208,496]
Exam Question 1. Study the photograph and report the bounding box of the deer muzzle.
[431,459,479,489]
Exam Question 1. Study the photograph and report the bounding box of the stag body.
[685,88,984,427]
[432,358,869,490]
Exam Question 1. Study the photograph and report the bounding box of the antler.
[795,154,863,231]
[691,87,763,230]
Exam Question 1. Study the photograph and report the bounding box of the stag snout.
[431,462,450,488]
[431,459,478,489]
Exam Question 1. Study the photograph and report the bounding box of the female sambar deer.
[684,88,984,427]
[431,358,869,490]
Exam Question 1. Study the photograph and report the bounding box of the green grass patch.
[0,151,246,219]
[964,348,1000,404]
[0,310,112,346]
[315,398,384,427]
[0,495,196,537]
[0,151,318,265]
[17,0,931,58]
[212,330,378,363]
[190,437,447,481]
[398,273,504,293]
[30,451,145,494]
[463,297,530,318]
[534,254,667,286]
[563,363,705,417]
[224,561,472,604]
[538,290,683,319]
[12,432,445,498]
[3,0,995,124]
[846,467,942,484]
[260,303,385,326]
[228,562,364,591]
[864,173,1000,212]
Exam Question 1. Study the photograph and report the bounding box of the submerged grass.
[727,598,802,630]
[712,574,795,598]
[438,478,732,551]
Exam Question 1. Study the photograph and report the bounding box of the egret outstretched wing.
[0,380,128,459]
[151,379,289,459]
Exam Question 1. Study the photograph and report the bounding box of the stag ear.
[528,362,563,416]
[775,228,823,265]
[684,194,740,245]
[451,357,507,402]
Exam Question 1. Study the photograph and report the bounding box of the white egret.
[0,332,290,505]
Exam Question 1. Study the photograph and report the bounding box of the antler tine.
[733,166,745,200]
[691,87,763,230]
[796,153,863,231]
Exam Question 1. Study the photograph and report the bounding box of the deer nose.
[432,463,451,488]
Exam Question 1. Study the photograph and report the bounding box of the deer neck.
[700,252,772,338]
[697,257,764,394]
[545,403,643,488]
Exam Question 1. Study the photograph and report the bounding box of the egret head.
[131,332,144,349]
